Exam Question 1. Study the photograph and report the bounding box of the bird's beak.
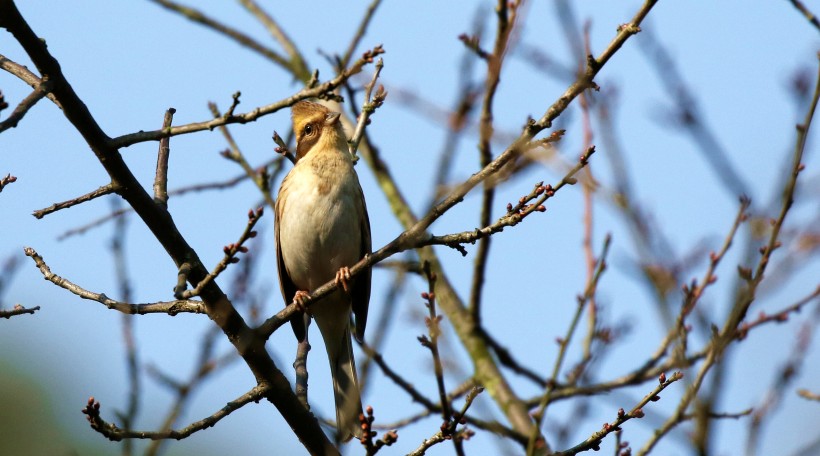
[324,112,341,126]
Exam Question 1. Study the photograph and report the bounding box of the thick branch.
[0,3,336,452]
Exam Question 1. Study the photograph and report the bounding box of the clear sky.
[1,1,819,455]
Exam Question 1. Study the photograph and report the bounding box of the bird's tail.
[330,325,363,442]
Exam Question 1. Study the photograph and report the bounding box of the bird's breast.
[278,154,363,291]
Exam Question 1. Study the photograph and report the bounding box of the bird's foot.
[293,290,310,311]
[335,267,351,293]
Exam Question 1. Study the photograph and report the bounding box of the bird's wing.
[275,181,306,341]
[352,180,372,343]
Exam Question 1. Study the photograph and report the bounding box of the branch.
[0,76,51,133]
[787,0,820,32]
[56,157,284,240]
[417,262,453,427]
[528,235,611,454]
[423,149,593,254]
[407,387,483,456]
[110,45,384,148]
[236,0,311,80]
[153,108,175,207]
[348,57,386,157]
[0,53,61,107]
[340,0,383,69]
[469,0,523,324]
[210,99,276,210]
[177,207,263,299]
[0,173,17,193]
[0,303,40,318]
[23,247,205,315]
[0,0,340,446]
[148,0,293,72]
[555,372,684,455]
[81,385,268,441]
[359,406,399,455]
[32,183,119,219]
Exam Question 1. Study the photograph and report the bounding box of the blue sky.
[2,1,819,455]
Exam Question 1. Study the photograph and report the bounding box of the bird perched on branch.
[275,100,371,441]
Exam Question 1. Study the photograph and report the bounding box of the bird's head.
[291,101,345,161]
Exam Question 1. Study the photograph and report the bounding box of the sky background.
[1,1,819,455]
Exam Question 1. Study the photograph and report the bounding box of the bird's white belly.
[278,163,361,292]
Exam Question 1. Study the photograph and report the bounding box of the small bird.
[275,100,371,441]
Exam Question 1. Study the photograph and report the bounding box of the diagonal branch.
[237,0,311,80]
[82,385,268,441]
[24,247,205,315]
[0,76,51,133]
[148,0,292,70]
[32,183,119,219]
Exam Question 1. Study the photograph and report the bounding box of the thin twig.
[56,157,284,241]
[469,0,521,324]
[340,0,383,69]
[424,149,594,254]
[0,53,61,107]
[23,247,205,315]
[0,304,40,318]
[0,173,17,193]
[210,99,276,210]
[32,183,120,219]
[407,387,483,456]
[178,207,263,299]
[111,45,385,148]
[153,108,176,207]
[556,372,684,455]
[0,76,51,133]
[109,201,139,456]
[348,57,386,158]
[81,385,268,441]
[417,262,453,430]
[527,235,611,454]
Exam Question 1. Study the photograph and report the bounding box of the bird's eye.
[303,124,314,136]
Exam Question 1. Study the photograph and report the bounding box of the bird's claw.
[335,267,351,293]
[293,290,310,311]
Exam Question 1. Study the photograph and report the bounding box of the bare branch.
[237,0,311,80]
[23,247,205,315]
[153,108,176,207]
[348,57,386,158]
[178,207,263,299]
[111,46,384,149]
[0,173,17,193]
[0,303,40,318]
[148,0,292,71]
[32,183,119,219]
[0,76,51,133]
[81,386,268,441]
[787,0,820,32]
[556,372,684,456]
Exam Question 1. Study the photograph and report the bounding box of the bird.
[275,100,371,442]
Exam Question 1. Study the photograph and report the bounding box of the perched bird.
[275,100,371,441]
